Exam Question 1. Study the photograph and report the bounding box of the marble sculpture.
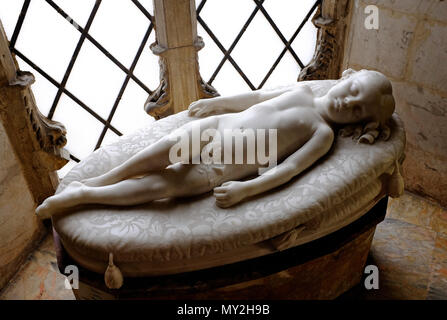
[36,69,395,219]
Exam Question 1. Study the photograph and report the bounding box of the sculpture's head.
[323,69,395,143]
[324,69,395,125]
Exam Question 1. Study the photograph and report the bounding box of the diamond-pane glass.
[88,1,150,68]
[0,0,24,38]
[52,0,96,29]
[263,51,301,89]
[0,0,158,176]
[133,32,160,91]
[136,0,154,16]
[213,60,252,95]
[199,0,256,49]
[65,39,125,119]
[291,14,319,66]
[262,0,317,39]
[230,12,285,88]
[197,23,225,82]
[197,0,319,93]
[52,94,104,160]
[111,79,155,134]
[15,1,80,82]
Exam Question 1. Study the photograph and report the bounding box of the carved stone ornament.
[299,0,351,81]
[194,36,219,100]
[144,44,171,119]
[16,72,69,169]
[145,36,219,120]
[0,20,69,203]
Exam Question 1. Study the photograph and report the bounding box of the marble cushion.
[52,81,406,276]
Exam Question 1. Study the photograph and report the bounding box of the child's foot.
[36,181,86,219]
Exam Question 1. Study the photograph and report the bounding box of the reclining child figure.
[36,69,395,219]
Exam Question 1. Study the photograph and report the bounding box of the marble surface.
[1,191,446,300]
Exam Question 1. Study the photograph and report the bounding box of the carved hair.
[337,69,395,144]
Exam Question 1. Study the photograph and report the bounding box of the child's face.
[324,72,384,124]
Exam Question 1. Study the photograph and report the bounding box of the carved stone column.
[145,0,218,119]
[0,20,69,204]
[299,0,352,81]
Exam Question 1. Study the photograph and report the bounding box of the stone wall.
[343,0,447,207]
[0,121,45,290]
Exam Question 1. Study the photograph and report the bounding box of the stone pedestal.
[55,198,388,300]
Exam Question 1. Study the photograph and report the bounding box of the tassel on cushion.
[104,253,123,289]
[388,160,404,198]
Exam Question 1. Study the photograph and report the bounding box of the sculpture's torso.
[211,86,328,165]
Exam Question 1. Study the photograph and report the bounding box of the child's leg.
[82,136,175,187]
[83,117,218,187]
[36,163,211,219]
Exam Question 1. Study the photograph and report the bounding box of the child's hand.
[188,99,223,117]
[213,181,247,208]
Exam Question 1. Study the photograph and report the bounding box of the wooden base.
[54,197,388,300]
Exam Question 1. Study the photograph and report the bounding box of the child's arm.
[188,86,295,117]
[213,125,334,208]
